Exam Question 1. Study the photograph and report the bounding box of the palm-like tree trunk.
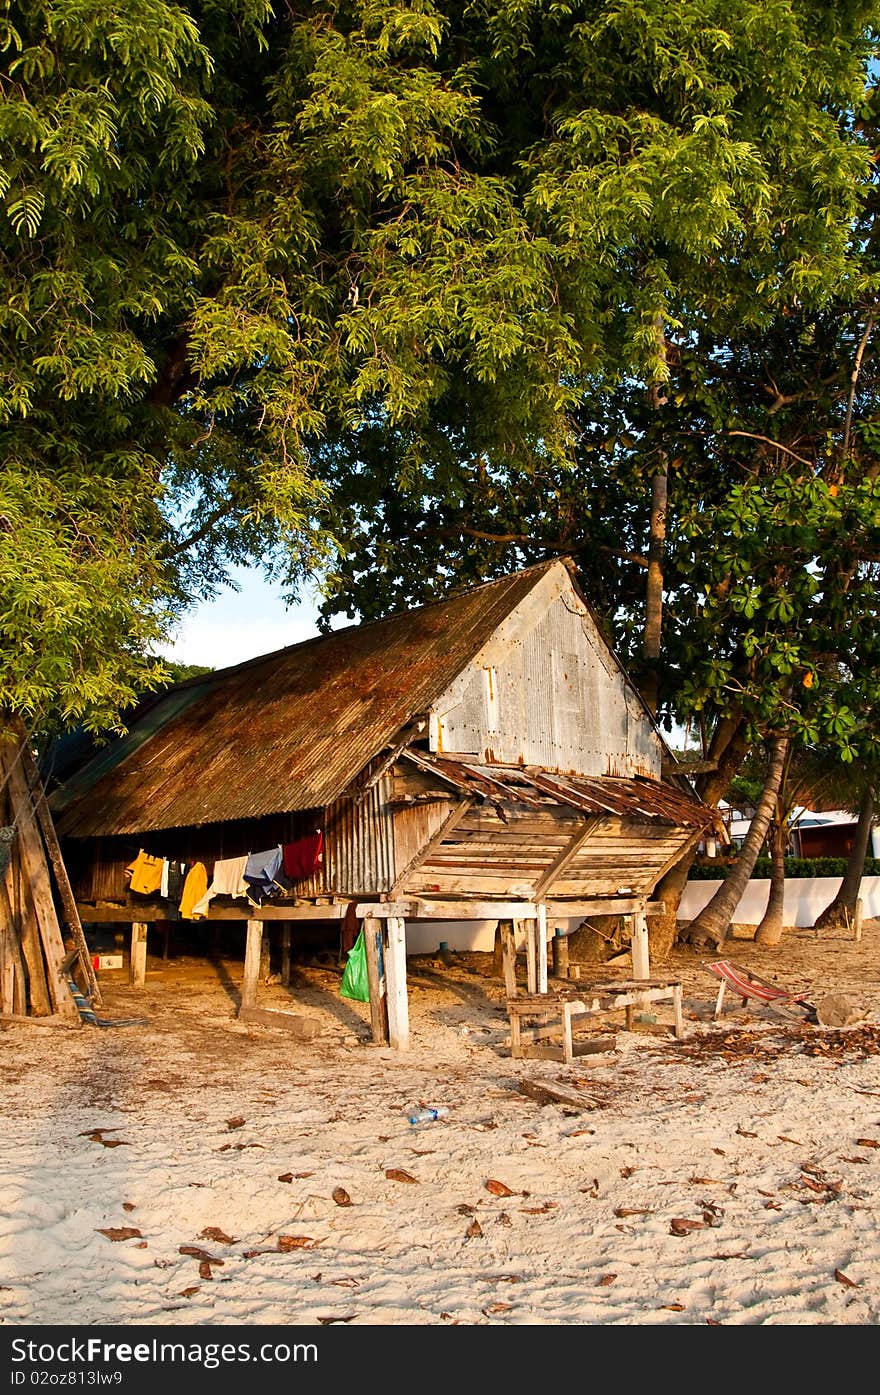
[684,734,790,948]
[813,783,875,929]
[754,815,788,945]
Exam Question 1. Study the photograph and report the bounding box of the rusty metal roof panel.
[406,754,714,828]
[52,564,559,838]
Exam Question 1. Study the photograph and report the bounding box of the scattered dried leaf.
[620,1166,636,1177]
[198,1261,217,1280]
[457,1204,476,1216]
[496,1212,512,1227]
[385,1168,418,1184]
[278,1173,294,1184]
[465,1219,483,1239]
[122,1203,136,1213]
[178,1287,200,1299]
[669,1218,706,1236]
[856,1138,879,1149]
[179,1246,216,1262]
[614,1207,652,1218]
[226,1117,245,1130]
[485,1179,516,1197]
[597,1273,617,1287]
[777,1136,802,1145]
[834,1269,858,1288]
[735,1127,757,1138]
[97,1227,142,1242]
[482,1302,513,1316]
[198,1227,236,1245]
[316,1315,356,1325]
[661,1303,685,1311]
[277,1235,317,1251]
[332,1188,351,1207]
[520,1202,557,1215]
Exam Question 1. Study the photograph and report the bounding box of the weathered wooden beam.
[500,920,517,998]
[630,912,650,981]
[519,918,536,995]
[383,916,409,1051]
[238,1006,321,1039]
[129,922,148,988]
[4,753,77,1021]
[76,900,349,923]
[363,915,389,1045]
[240,919,263,1011]
[536,903,548,995]
[19,741,101,1006]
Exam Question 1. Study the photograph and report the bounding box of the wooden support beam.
[240,919,263,1011]
[355,897,660,921]
[281,926,291,987]
[532,817,603,899]
[383,916,409,1050]
[129,923,148,988]
[536,903,548,995]
[631,911,650,980]
[520,917,536,994]
[363,915,389,1045]
[76,900,349,923]
[259,929,271,982]
[500,920,517,998]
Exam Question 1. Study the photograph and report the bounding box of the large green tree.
[2,0,878,737]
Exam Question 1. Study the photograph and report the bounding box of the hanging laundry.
[178,861,208,920]
[282,831,324,882]
[190,854,249,920]
[243,846,291,906]
[126,849,164,897]
[159,858,185,899]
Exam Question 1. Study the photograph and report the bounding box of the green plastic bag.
[339,928,370,1002]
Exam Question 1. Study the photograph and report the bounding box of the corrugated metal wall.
[433,591,661,777]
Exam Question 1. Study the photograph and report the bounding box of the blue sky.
[159,564,327,669]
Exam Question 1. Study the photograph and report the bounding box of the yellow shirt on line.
[125,849,164,896]
[178,862,208,920]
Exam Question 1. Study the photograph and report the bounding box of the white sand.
[2,924,879,1327]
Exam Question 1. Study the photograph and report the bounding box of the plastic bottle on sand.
[407,1106,449,1125]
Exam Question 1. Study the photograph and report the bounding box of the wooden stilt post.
[241,919,263,1011]
[130,923,148,988]
[281,925,291,986]
[363,915,388,1044]
[259,928,271,981]
[519,917,537,994]
[552,925,569,980]
[536,903,548,994]
[631,911,650,981]
[383,916,409,1050]
[500,920,517,998]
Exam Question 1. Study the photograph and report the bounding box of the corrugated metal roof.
[52,562,562,838]
[404,752,715,828]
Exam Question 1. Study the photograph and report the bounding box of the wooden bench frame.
[507,978,685,1063]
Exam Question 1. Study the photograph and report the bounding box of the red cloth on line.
[282,831,324,881]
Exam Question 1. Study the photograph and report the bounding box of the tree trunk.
[641,463,667,717]
[813,783,875,929]
[754,815,788,946]
[651,713,749,952]
[683,734,790,949]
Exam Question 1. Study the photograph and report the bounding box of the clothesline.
[126,832,324,920]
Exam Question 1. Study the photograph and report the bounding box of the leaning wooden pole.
[19,740,101,1006]
[2,747,78,1023]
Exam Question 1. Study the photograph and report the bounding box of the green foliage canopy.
[1,0,878,736]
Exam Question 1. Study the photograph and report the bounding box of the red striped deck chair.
[706,960,816,1022]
